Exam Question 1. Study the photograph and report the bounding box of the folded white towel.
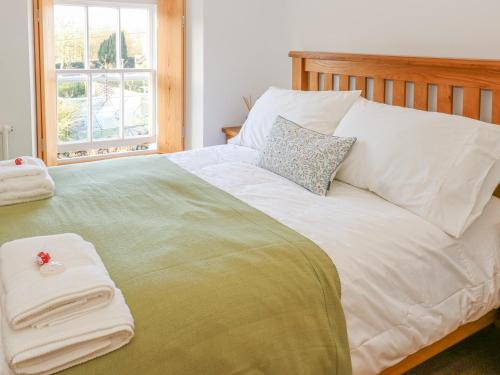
[0,325,13,375]
[0,234,115,329]
[0,158,46,181]
[0,175,55,207]
[2,288,134,375]
[0,190,54,207]
[0,172,54,194]
[0,157,54,206]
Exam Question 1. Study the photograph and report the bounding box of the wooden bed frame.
[289,51,500,373]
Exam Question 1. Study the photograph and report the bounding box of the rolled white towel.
[0,158,47,181]
[2,288,134,375]
[0,234,115,329]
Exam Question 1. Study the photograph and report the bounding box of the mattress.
[168,144,500,375]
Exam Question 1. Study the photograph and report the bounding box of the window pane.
[54,6,85,69]
[57,75,89,143]
[89,7,119,69]
[121,8,150,68]
[124,73,151,137]
[92,73,121,140]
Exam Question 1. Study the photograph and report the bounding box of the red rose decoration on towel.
[36,252,51,265]
[15,158,23,166]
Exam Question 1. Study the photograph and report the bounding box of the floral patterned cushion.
[258,116,356,195]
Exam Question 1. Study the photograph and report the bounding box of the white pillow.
[465,160,500,229]
[335,98,500,238]
[231,87,361,150]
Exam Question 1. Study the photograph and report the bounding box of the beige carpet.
[407,326,500,375]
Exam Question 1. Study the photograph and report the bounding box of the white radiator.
[0,125,13,160]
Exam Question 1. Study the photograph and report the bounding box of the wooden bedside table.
[222,126,242,143]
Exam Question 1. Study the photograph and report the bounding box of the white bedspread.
[168,144,500,375]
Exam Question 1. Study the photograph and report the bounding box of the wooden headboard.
[289,51,500,198]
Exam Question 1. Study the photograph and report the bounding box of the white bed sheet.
[168,144,500,375]
[1,145,498,375]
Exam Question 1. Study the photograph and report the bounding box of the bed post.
[292,57,308,90]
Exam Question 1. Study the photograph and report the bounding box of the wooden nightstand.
[222,126,242,143]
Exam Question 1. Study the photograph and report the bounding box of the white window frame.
[54,0,157,154]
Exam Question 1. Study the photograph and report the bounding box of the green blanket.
[0,156,351,375]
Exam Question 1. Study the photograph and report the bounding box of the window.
[53,2,157,159]
[34,0,183,166]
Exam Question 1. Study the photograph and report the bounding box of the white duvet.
[167,144,500,375]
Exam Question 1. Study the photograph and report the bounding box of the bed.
[0,52,499,375]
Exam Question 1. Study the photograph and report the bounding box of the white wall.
[288,0,500,59]
[185,0,292,149]
[0,0,36,158]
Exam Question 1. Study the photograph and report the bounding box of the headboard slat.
[355,76,367,97]
[373,78,385,103]
[414,83,429,111]
[437,85,453,114]
[290,51,500,198]
[323,73,333,91]
[392,80,406,107]
[309,71,320,91]
[339,75,350,91]
[493,90,500,124]
[463,88,481,120]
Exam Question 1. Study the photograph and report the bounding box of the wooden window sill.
[56,149,159,166]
